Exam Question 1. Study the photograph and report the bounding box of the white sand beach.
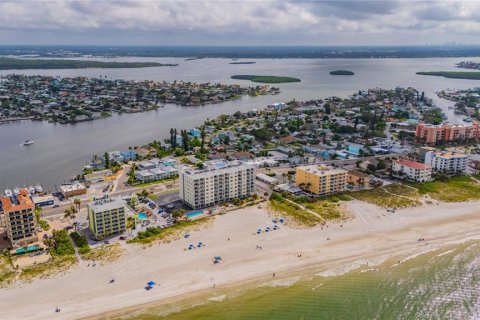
[1,200,480,320]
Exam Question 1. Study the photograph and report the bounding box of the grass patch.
[268,199,325,228]
[81,244,124,264]
[128,218,212,244]
[407,176,480,202]
[384,184,420,199]
[304,201,347,221]
[0,256,16,287]
[231,75,301,83]
[147,193,159,200]
[18,254,77,281]
[348,187,421,208]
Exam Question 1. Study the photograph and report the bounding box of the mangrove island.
[0,57,178,70]
[231,75,301,83]
[330,70,355,75]
[416,71,480,80]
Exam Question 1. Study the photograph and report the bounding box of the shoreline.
[2,200,480,319]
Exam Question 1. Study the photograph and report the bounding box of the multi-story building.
[179,161,255,209]
[424,151,469,175]
[88,197,127,240]
[415,123,479,144]
[0,188,38,248]
[295,165,348,195]
[392,159,432,182]
[347,170,370,187]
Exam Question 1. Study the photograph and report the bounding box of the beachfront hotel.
[295,165,348,195]
[415,122,479,144]
[424,151,469,175]
[392,159,432,182]
[88,197,127,240]
[0,188,38,248]
[179,161,255,209]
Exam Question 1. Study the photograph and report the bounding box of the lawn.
[268,199,325,228]
[384,184,420,199]
[407,176,480,202]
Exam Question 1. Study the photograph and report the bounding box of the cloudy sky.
[0,0,479,46]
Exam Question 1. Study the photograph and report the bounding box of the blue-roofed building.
[120,149,136,161]
[347,143,364,156]
[188,128,201,138]
[109,151,124,163]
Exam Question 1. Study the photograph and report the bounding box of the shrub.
[52,230,75,256]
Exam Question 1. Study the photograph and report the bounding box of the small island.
[416,71,480,80]
[330,70,354,75]
[0,57,178,70]
[231,75,301,83]
[230,61,256,65]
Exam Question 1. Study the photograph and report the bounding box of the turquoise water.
[186,211,204,219]
[123,241,480,320]
[137,212,148,221]
[14,244,40,255]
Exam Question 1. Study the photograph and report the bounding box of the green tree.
[104,152,110,169]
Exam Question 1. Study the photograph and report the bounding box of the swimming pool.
[186,211,204,219]
[137,212,148,221]
[15,244,40,255]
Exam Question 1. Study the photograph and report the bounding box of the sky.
[0,0,479,46]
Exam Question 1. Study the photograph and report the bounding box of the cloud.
[0,0,478,45]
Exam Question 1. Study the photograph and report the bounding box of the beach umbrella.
[147,281,156,286]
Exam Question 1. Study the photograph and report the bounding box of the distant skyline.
[1,0,479,46]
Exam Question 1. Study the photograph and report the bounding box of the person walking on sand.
[273,273,276,278]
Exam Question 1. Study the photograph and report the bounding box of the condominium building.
[295,165,348,195]
[424,151,469,175]
[179,161,255,209]
[88,197,127,240]
[392,159,432,182]
[0,188,38,248]
[415,123,479,144]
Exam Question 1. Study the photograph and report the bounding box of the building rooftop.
[60,183,86,193]
[0,188,34,212]
[430,151,469,159]
[394,159,431,170]
[88,197,126,213]
[297,165,347,175]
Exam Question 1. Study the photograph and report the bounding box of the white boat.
[463,117,472,123]
[35,185,43,193]
[23,139,34,146]
[4,189,13,197]
[13,188,20,196]
[28,186,36,194]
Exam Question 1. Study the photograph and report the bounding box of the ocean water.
[123,241,480,320]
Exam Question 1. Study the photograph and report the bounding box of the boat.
[28,186,36,194]
[4,189,13,197]
[13,188,20,196]
[463,117,472,122]
[23,139,34,146]
[35,185,43,193]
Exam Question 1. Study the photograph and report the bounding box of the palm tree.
[74,198,81,213]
